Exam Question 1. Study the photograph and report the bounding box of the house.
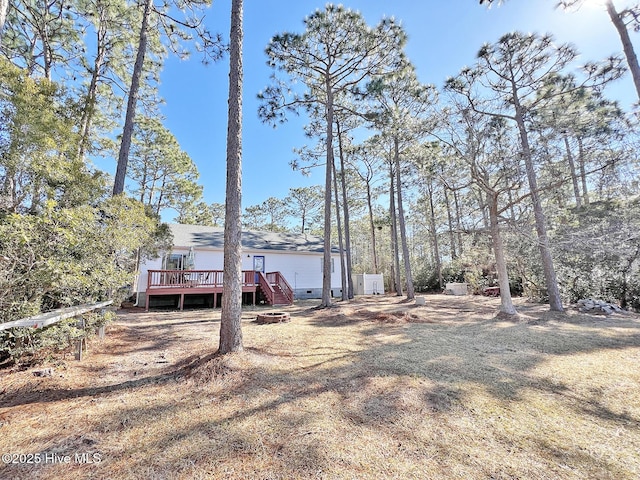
[136,223,343,310]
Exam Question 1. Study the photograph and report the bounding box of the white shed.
[352,273,385,295]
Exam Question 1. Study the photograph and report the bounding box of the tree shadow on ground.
[3,297,640,479]
[0,352,223,408]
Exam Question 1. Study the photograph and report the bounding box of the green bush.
[0,309,116,365]
[0,197,167,324]
[553,200,640,310]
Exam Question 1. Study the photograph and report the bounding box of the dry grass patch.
[1,295,640,479]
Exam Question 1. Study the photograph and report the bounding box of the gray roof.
[168,223,339,253]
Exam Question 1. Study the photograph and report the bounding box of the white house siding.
[137,247,342,305]
[247,250,343,300]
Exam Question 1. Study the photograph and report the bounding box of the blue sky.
[153,0,636,217]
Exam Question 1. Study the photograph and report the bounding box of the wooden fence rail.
[0,300,113,331]
[0,300,114,361]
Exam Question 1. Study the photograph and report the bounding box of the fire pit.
[256,312,290,324]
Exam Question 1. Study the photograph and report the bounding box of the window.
[163,253,186,270]
[320,257,335,273]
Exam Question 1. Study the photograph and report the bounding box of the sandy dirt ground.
[0,294,623,401]
[1,294,639,480]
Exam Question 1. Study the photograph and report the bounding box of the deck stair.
[257,271,294,306]
[271,283,292,306]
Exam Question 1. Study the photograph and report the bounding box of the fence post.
[97,308,106,339]
[75,317,86,361]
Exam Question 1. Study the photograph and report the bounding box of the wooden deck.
[145,270,293,310]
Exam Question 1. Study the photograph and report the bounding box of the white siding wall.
[137,255,164,293]
[245,251,342,291]
[194,250,224,270]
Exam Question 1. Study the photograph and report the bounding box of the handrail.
[257,271,275,304]
[267,271,294,303]
[147,270,257,290]
[243,270,257,286]
[0,300,113,331]
[148,269,224,289]
[280,272,294,302]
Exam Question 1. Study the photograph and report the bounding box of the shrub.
[0,309,116,366]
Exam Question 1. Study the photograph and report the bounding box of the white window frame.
[320,257,335,273]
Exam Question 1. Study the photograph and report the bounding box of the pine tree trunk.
[321,78,334,307]
[513,91,563,312]
[563,135,582,208]
[219,0,244,354]
[112,0,152,196]
[507,186,517,222]
[427,180,443,290]
[478,190,489,231]
[332,159,348,301]
[155,175,166,216]
[336,122,354,299]
[77,9,107,162]
[366,181,379,273]
[393,138,415,299]
[138,162,149,204]
[477,191,492,254]
[577,136,590,206]
[389,161,402,295]
[607,0,640,101]
[443,185,457,259]
[454,189,464,255]
[487,192,517,315]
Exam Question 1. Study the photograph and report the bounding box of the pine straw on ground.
[1,295,640,479]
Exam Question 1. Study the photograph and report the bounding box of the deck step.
[256,276,293,306]
[271,291,292,306]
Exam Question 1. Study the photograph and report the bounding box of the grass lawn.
[1,294,639,479]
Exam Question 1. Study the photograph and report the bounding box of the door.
[253,255,265,283]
